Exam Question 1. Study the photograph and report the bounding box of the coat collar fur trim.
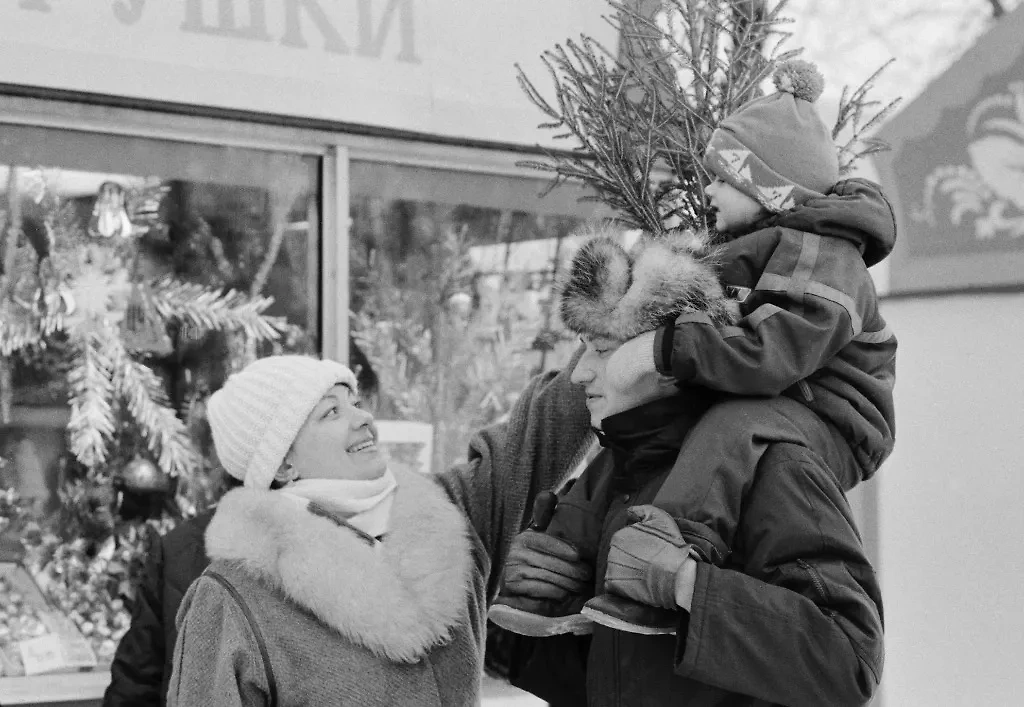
[204,467,471,663]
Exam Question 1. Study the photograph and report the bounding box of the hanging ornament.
[45,285,76,318]
[12,281,76,320]
[10,271,40,312]
[88,182,134,239]
[117,455,173,495]
[121,284,173,357]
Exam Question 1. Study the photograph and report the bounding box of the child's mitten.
[604,505,698,610]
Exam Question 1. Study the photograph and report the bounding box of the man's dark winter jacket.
[655,179,898,479]
[102,510,214,707]
[514,395,884,707]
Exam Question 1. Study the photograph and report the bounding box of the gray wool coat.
[166,360,592,707]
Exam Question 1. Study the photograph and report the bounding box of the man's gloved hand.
[502,529,594,600]
[604,505,698,610]
[605,330,658,389]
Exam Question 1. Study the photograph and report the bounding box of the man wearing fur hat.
[491,60,888,706]
[497,227,884,707]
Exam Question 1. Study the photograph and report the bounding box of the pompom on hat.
[207,355,358,490]
[559,226,739,343]
[703,59,839,214]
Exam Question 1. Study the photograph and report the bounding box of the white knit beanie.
[207,355,359,490]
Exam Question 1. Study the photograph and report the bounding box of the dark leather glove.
[502,529,594,600]
[604,505,698,610]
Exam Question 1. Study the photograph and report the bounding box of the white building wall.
[876,292,1024,706]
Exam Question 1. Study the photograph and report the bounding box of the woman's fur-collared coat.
[166,359,595,707]
[168,468,476,706]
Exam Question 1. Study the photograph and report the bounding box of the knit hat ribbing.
[704,60,839,213]
[207,356,358,490]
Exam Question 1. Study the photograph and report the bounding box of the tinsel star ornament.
[88,182,134,240]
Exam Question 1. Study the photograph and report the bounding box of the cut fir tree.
[515,0,901,237]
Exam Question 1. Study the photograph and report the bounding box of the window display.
[0,125,321,676]
[349,161,614,474]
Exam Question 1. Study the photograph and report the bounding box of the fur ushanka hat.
[559,226,739,342]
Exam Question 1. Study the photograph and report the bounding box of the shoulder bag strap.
[204,569,279,707]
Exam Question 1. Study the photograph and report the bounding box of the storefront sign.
[874,4,1024,294]
[0,0,616,146]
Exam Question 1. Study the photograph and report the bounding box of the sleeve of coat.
[103,530,165,707]
[657,231,880,395]
[675,443,884,707]
[166,578,271,707]
[435,344,593,598]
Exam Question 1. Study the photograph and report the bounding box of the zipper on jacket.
[797,559,831,607]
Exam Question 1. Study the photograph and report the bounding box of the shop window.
[0,124,320,670]
[349,161,611,475]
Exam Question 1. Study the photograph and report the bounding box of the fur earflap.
[560,227,739,341]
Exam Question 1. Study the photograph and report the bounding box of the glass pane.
[350,161,618,475]
[0,125,321,667]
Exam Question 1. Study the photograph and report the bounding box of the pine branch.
[614,0,796,230]
[518,0,799,235]
[833,59,902,174]
[516,35,667,233]
[105,332,200,478]
[148,277,285,342]
[67,333,117,469]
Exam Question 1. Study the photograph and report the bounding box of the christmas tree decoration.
[17,514,170,668]
[0,488,31,538]
[1,175,286,480]
[116,455,171,495]
[121,283,174,357]
[0,163,305,674]
[87,182,134,239]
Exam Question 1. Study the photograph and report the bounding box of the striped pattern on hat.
[207,356,358,490]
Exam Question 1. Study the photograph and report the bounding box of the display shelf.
[0,669,108,705]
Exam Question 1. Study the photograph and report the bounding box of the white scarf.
[279,468,398,539]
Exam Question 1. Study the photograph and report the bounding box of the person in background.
[102,472,236,707]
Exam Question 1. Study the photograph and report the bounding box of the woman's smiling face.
[287,384,387,481]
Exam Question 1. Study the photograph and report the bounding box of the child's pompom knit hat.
[703,59,839,213]
[207,355,358,490]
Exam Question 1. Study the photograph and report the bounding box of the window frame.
[1,94,563,368]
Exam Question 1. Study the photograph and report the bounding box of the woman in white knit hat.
[166,354,595,707]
